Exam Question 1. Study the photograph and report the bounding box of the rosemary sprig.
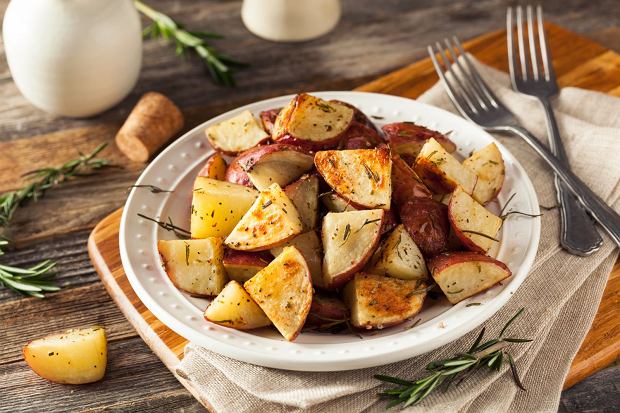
[129,184,172,194]
[134,1,246,86]
[0,143,110,298]
[137,213,191,238]
[375,308,531,408]
[0,143,109,228]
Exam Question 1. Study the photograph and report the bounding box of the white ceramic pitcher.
[241,0,341,42]
[3,0,142,118]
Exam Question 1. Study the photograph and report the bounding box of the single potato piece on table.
[225,183,303,251]
[343,273,428,329]
[205,109,270,155]
[158,238,228,297]
[315,147,392,209]
[23,327,107,384]
[448,187,503,254]
[191,177,258,238]
[204,280,271,330]
[272,93,355,150]
[428,251,511,304]
[462,143,505,204]
[197,152,227,180]
[271,230,323,288]
[284,174,319,231]
[222,249,272,283]
[244,246,313,341]
[368,224,428,280]
[322,209,384,289]
[383,122,457,164]
[414,138,477,195]
[232,144,314,191]
[398,196,450,257]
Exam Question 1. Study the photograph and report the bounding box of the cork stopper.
[115,92,184,162]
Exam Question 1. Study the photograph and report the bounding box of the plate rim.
[119,91,540,371]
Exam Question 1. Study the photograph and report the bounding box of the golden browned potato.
[204,281,271,330]
[197,152,227,180]
[462,143,505,204]
[414,138,477,194]
[321,209,384,288]
[205,110,270,155]
[222,250,272,283]
[158,238,228,297]
[225,183,303,251]
[448,187,503,254]
[315,147,392,209]
[428,252,511,304]
[23,327,107,384]
[244,246,313,341]
[191,177,258,239]
[271,230,323,288]
[343,273,427,329]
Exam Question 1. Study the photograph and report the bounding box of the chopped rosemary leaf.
[129,184,172,194]
[138,213,191,238]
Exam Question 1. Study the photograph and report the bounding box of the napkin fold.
[177,58,620,413]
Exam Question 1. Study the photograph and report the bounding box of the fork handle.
[539,98,603,255]
[505,125,620,248]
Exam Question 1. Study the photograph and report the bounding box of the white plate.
[120,91,540,371]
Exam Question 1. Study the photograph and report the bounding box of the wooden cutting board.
[88,23,620,408]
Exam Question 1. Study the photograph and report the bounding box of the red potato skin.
[305,293,349,328]
[382,122,457,154]
[447,200,490,254]
[223,249,273,268]
[427,251,511,277]
[338,121,384,150]
[413,157,461,195]
[260,108,281,135]
[225,155,254,187]
[391,153,432,207]
[398,197,450,257]
[381,209,399,235]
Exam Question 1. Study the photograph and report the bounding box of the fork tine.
[434,41,481,114]
[536,5,555,81]
[507,7,518,87]
[427,45,474,119]
[442,38,488,110]
[516,6,528,80]
[452,37,502,109]
[526,5,539,80]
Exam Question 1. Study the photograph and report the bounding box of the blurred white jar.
[3,0,142,118]
[242,0,341,42]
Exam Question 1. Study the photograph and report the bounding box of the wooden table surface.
[0,1,618,412]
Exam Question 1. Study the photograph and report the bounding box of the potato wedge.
[260,108,281,135]
[223,249,272,283]
[338,121,383,150]
[158,238,228,297]
[343,273,427,329]
[383,122,456,164]
[270,230,323,288]
[284,174,319,231]
[428,252,511,304]
[244,246,313,341]
[315,147,392,209]
[225,183,303,251]
[448,187,503,253]
[205,110,270,155]
[233,143,314,191]
[398,197,450,257]
[23,327,107,384]
[462,143,505,204]
[197,152,227,180]
[320,191,357,213]
[369,224,428,280]
[322,209,384,288]
[391,152,432,207]
[273,93,355,150]
[305,292,349,328]
[225,154,254,187]
[204,280,271,329]
[191,177,258,238]
[414,138,477,194]
[330,99,380,133]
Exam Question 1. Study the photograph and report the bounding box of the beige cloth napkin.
[177,59,620,413]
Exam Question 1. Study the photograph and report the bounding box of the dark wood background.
[0,0,618,411]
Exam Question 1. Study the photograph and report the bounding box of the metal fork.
[507,5,602,255]
[427,37,620,248]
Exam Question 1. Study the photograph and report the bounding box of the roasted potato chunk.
[222,250,272,283]
[284,174,319,231]
[197,152,227,180]
[244,246,313,341]
[383,122,456,163]
[369,224,428,280]
[158,238,228,297]
[205,110,270,155]
[414,138,477,194]
[204,280,271,329]
[271,230,323,288]
[462,143,505,204]
[398,197,450,257]
[343,273,427,329]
